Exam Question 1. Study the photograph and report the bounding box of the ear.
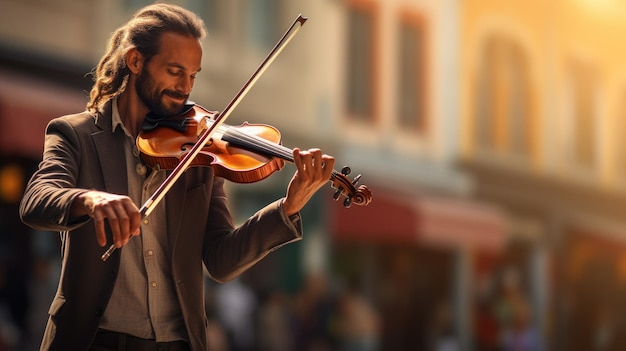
[125,47,144,74]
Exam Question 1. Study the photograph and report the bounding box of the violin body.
[138,106,286,183]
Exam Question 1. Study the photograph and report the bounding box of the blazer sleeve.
[201,177,303,283]
[20,116,91,232]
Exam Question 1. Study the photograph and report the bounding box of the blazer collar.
[92,100,128,195]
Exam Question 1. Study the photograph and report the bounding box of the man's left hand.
[283,148,335,216]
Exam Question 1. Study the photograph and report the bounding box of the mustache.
[163,90,188,100]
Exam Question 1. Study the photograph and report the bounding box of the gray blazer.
[19,101,302,351]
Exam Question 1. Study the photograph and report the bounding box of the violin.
[137,104,372,208]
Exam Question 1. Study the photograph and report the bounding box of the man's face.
[136,32,202,117]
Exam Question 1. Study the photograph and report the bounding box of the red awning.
[328,188,508,252]
[0,69,86,157]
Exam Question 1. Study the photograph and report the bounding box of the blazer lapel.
[92,102,128,195]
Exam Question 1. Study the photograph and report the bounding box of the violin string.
[179,119,282,158]
[180,119,290,159]
[227,128,344,180]
[221,126,294,161]
[183,118,341,179]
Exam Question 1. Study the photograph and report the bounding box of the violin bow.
[102,15,308,261]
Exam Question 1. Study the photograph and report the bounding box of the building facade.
[6,0,624,350]
[460,0,626,350]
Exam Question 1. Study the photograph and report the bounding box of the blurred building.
[3,0,626,350]
[0,0,508,350]
[460,1,626,350]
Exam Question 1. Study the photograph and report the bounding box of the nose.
[177,75,194,95]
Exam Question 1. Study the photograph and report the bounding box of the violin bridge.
[196,116,209,137]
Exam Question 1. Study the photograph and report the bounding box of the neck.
[116,90,148,138]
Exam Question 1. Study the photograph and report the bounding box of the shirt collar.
[111,96,133,138]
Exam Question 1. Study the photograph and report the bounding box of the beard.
[135,70,188,117]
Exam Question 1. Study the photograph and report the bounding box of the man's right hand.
[72,190,141,247]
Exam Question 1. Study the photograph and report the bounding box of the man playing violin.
[19,3,334,351]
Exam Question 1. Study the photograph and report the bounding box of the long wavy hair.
[86,3,206,113]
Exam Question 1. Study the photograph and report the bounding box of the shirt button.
[147,250,154,256]
[136,163,147,175]
[151,282,158,288]
[143,219,149,225]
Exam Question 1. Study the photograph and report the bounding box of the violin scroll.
[330,166,372,207]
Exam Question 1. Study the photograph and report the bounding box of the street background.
[2,0,626,350]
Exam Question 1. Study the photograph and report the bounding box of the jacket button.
[95,307,104,317]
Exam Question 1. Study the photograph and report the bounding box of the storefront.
[555,228,626,350]
[327,187,509,349]
[0,67,87,345]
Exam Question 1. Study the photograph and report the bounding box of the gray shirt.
[100,98,187,342]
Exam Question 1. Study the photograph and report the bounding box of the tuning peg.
[333,188,344,200]
[343,196,352,208]
[352,174,361,186]
[341,166,351,176]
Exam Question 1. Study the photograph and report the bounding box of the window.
[397,12,427,132]
[124,0,220,34]
[124,0,152,13]
[196,0,220,33]
[618,91,626,177]
[346,0,378,123]
[568,61,597,169]
[246,0,283,49]
[474,35,533,157]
